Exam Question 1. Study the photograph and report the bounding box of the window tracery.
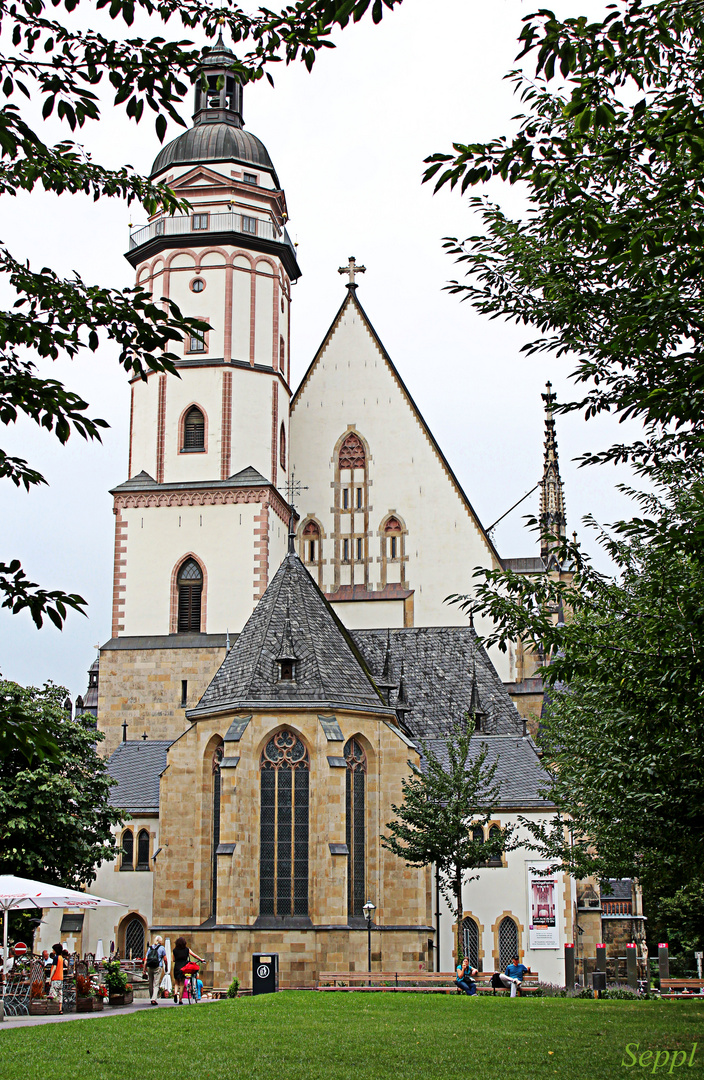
[379,513,408,588]
[344,738,367,919]
[260,731,310,917]
[334,430,370,591]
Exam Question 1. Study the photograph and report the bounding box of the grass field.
[1,993,702,1079]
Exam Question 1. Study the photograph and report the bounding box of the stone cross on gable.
[338,256,366,287]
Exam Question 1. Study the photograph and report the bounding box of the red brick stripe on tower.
[156,374,167,484]
[253,503,270,601]
[270,380,278,486]
[111,506,128,636]
[221,370,232,480]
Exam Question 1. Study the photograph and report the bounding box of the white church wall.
[329,599,405,629]
[231,259,253,362]
[120,501,260,635]
[254,267,275,367]
[162,366,227,484]
[436,812,572,985]
[129,372,159,480]
[290,297,511,680]
[230,369,282,481]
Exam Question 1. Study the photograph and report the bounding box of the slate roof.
[352,627,525,739]
[602,879,633,901]
[110,466,270,495]
[423,735,554,809]
[106,740,172,813]
[187,552,396,719]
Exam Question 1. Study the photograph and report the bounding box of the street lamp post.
[363,900,376,985]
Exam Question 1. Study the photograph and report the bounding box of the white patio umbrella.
[0,875,124,1022]
[95,939,105,964]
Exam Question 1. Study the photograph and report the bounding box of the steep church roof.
[187,551,395,719]
[353,626,525,739]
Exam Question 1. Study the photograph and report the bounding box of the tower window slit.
[343,488,349,510]
[356,538,363,561]
[356,488,363,508]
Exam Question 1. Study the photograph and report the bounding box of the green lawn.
[1,993,702,1079]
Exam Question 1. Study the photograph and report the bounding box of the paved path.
[0,998,221,1030]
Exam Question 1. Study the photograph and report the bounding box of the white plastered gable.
[290,290,508,674]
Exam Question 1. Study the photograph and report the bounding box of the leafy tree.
[0,680,123,885]
[0,0,402,632]
[461,478,704,902]
[424,0,704,478]
[382,720,510,962]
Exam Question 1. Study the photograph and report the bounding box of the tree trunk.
[455,867,463,964]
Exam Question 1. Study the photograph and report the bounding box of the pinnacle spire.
[540,381,567,564]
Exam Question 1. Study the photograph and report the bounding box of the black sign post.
[252,953,279,995]
[564,943,575,989]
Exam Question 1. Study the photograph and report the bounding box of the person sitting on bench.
[499,955,530,997]
[456,956,478,996]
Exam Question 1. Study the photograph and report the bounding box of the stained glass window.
[260,731,309,917]
[345,737,367,919]
[212,744,223,919]
[499,917,519,967]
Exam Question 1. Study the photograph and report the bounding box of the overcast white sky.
[1,0,633,697]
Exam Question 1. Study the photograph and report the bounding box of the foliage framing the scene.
[424,0,704,478]
[0,680,122,884]
[0,0,402,634]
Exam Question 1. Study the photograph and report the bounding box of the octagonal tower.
[111,39,299,647]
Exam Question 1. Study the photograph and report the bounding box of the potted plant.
[75,973,104,1012]
[103,959,134,1005]
[29,979,60,1016]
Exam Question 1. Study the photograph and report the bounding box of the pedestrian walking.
[143,935,168,1005]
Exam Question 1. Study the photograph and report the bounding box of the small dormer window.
[244,172,257,185]
[474,714,482,732]
[279,660,295,681]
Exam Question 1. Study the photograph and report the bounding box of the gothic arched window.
[487,825,503,866]
[279,422,286,471]
[335,431,369,591]
[182,406,205,450]
[299,518,324,585]
[498,916,519,967]
[123,917,145,960]
[380,513,408,588]
[177,558,203,633]
[260,731,310,917]
[344,737,367,919]
[211,744,223,919]
[120,829,133,871]
[136,829,150,871]
[462,916,480,970]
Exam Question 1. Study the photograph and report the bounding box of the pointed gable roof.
[187,551,393,719]
[291,286,502,565]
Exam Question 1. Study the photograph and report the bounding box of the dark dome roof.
[150,122,276,179]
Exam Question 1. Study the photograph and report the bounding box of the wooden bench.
[317,971,540,994]
[660,978,704,999]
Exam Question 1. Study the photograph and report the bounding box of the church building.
[37,40,645,987]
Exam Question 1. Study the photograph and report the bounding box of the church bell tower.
[111,38,300,640]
